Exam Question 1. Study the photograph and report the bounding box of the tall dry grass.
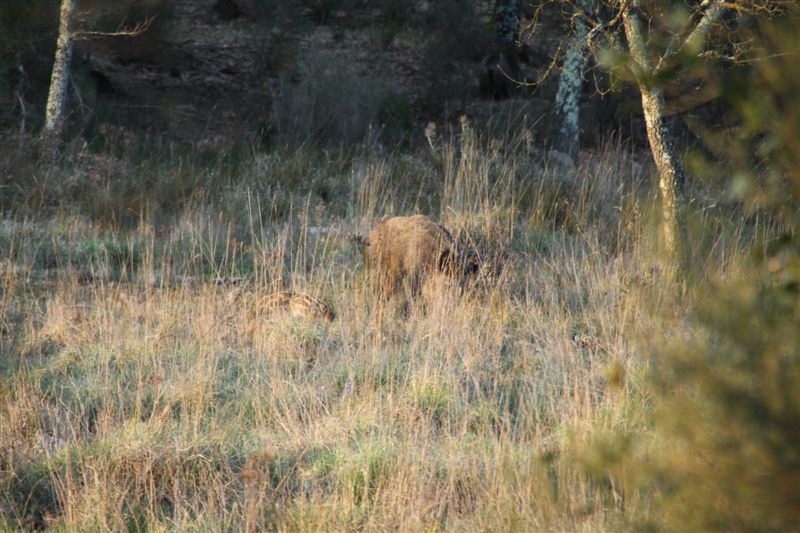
[0,126,766,531]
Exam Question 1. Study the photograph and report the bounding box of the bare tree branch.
[656,0,727,73]
[72,16,156,41]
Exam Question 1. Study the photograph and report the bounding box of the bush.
[377,0,416,27]
[421,0,487,110]
[271,57,393,147]
[582,9,800,530]
[0,1,57,128]
[650,11,800,529]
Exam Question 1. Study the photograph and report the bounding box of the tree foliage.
[589,7,800,530]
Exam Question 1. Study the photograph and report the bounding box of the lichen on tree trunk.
[44,0,76,139]
[494,0,522,77]
[494,0,521,51]
[552,1,591,158]
[640,86,685,261]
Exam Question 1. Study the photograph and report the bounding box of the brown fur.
[251,290,335,321]
[362,215,478,299]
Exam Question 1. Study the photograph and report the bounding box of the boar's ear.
[438,249,456,273]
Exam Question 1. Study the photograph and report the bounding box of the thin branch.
[504,40,566,88]
[700,50,800,64]
[656,0,726,73]
[655,2,712,72]
[72,16,156,40]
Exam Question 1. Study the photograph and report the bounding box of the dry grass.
[0,129,762,531]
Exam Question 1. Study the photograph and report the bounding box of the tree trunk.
[552,1,591,158]
[639,86,685,260]
[44,0,76,139]
[482,0,522,98]
[494,0,521,51]
[623,3,686,265]
[494,0,522,77]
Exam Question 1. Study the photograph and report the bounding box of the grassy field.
[0,125,784,531]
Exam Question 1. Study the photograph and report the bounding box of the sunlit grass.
[0,128,769,531]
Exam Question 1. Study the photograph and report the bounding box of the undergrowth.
[0,124,784,531]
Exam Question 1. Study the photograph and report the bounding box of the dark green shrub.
[378,0,415,27]
[585,8,800,531]
[421,0,488,110]
[378,93,413,136]
[271,58,390,146]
